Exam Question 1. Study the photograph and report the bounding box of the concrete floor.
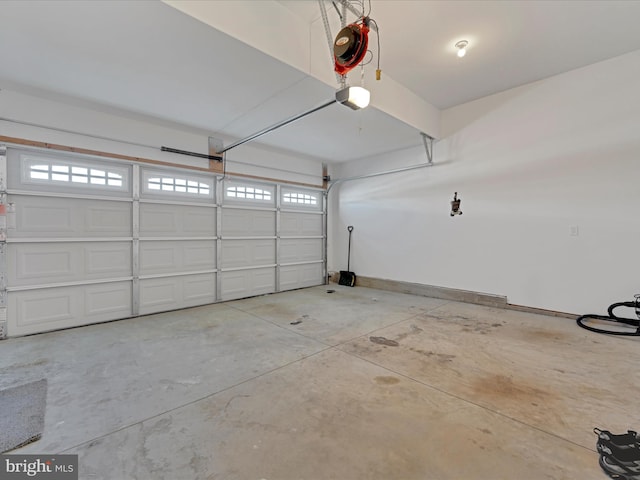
[2,285,639,479]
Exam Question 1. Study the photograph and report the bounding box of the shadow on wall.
[441,82,540,137]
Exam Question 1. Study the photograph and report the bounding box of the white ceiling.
[2,0,640,163]
[282,0,640,109]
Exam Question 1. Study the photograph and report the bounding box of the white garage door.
[138,168,217,315]
[0,145,325,337]
[219,181,324,300]
[220,180,277,301]
[3,148,134,336]
[279,186,324,292]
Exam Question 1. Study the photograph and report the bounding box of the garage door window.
[281,187,322,211]
[282,191,318,205]
[142,170,214,199]
[226,185,272,202]
[22,155,128,191]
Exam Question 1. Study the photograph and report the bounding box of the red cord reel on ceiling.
[333,18,369,75]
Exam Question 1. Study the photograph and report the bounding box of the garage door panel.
[20,203,72,233]
[139,241,216,275]
[141,209,176,234]
[222,209,275,237]
[9,195,132,238]
[139,274,216,315]
[221,268,276,300]
[184,244,216,268]
[280,263,323,291]
[280,238,322,263]
[8,281,132,336]
[280,212,322,236]
[183,275,216,305]
[86,205,132,233]
[140,244,176,273]
[221,272,244,299]
[221,240,275,268]
[140,279,178,310]
[14,248,73,279]
[139,203,216,237]
[183,210,216,235]
[85,282,133,316]
[86,243,132,276]
[8,242,132,286]
[16,292,74,326]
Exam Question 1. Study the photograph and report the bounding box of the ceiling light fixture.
[455,40,468,58]
[336,85,370,110]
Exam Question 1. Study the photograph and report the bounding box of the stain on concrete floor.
[369,336,399,347]
[374,376,401,385]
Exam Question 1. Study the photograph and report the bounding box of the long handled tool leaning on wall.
[339,226,356,286]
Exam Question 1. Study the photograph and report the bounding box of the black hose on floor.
[577,296,640,336]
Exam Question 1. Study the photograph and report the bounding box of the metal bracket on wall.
[160,146,222,162]
[209,137,223,159]
[421,132,434,165]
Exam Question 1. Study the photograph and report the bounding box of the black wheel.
[599,455,633,480]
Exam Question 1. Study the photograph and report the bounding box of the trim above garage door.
[0,135,223,174]
[0,136,324,189]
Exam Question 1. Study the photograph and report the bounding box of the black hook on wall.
[450,192,462,216]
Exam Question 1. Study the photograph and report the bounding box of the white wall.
[0,87,324,186]
[329,50,640,314]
